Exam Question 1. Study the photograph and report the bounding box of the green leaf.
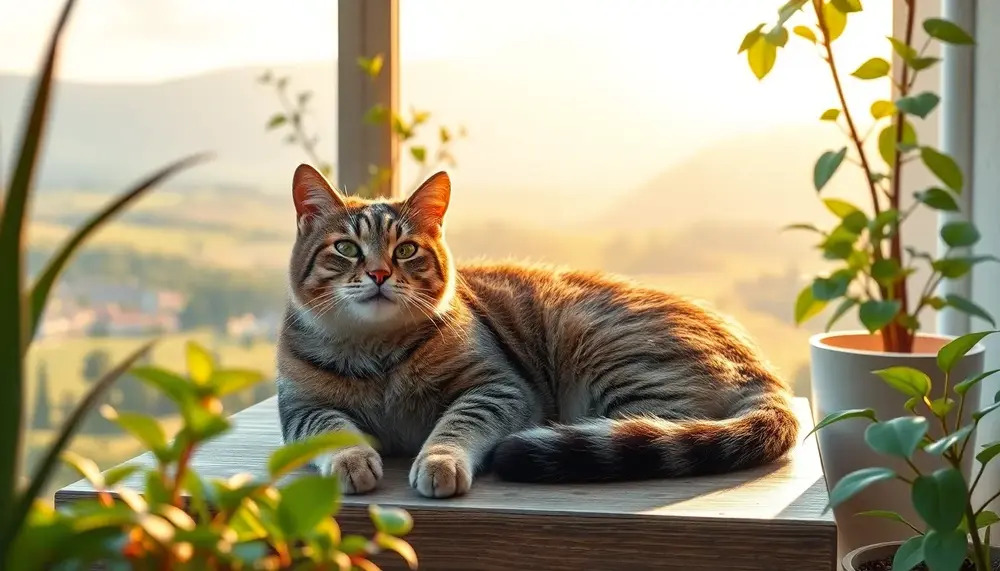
[804,408,876,440]
[409,146,427,164]
[923,529,968,571]
[9,341,154,548]
[793,25,817,43]
[955,369,1000,396]
[940,221,980,248]
[962,510,1000,532]
[872,366,931,398]
[915,188,959,211]
[794,284,828,325]
[27,153,210,340]
[363,104,389,125]
[831,0,862,12]
[131,365,197,405]
[820,108,841,121]
[870,100,896,119]
[102,408,169,460]
[266,114,287,130]
[871,259,903,285]
[738,24,766,54]
[924,424,972,455]
[923,18,975,45]
[210,369,266,397]
[938,331,997,374]
[782,223,825,235]
[977,441,1000,465]
[851,57,891,80]
[826,298,859,332]
[811,275,850,301]
[822,2,847,41]
[859,300,902,333]
[878,121,917,165]
[893,535,925,571]
[974,401,1000,422]
[912,56,941,71]
[921,147,964,192]
[814,148,848,191]
[103,464,141,488]
[888,37,918,62]
[864,417,928,458]
[896,92,941,119]
[267,432,370,479]
[277,474,341,536]
[929,397,957,418]
[827,467,896,512]
[822,198,861,218]
[932,258,974,279]
[912,469,967,531]
[765,26,789,47]
[369,505,413,536]
[186,341,214,385]
[748,36,777,80]
[945,295,996,327]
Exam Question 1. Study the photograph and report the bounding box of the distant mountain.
[0,59,694,206]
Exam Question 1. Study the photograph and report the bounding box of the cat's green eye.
[395,242,418,259]
[334,240,361,257]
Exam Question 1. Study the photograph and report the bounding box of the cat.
[276,164,800,499]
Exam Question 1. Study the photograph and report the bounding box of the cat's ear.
[404,171,451,228]
[292,164,346,230]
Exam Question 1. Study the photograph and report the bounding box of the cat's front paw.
[319,446,383,494]
[409,446,473,498]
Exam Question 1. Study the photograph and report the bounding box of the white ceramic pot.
[810,331,986,558]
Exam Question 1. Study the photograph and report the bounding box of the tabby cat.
[276,164,800,498]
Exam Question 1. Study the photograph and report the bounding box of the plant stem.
[883,0,918,354]
[978,490,1000,517]
[814,0,884,227]
[968,499,990,571]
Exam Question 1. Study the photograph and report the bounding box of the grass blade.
[27,152,213,340]
[3,341,155,547]
[0,0,76,544]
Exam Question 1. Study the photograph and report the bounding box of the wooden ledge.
[56,397,836,571]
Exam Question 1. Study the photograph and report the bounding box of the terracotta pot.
[842,540,1000,570]
[809,331,986,557]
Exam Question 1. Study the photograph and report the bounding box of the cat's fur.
[276,164,800,498]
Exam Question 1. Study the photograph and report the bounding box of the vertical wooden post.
[337,0,399,198]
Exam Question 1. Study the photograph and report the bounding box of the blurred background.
[2,0,935,497]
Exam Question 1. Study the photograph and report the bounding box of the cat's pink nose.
[367,269,391,285]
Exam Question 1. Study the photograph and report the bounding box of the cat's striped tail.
[490,393,799,482]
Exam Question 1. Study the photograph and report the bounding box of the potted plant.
[2,0,418,568]
[812,330,1000,571]
[740,0,991,553]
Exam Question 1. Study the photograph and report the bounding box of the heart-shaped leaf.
[915,188,959,211]
[814,148,848,191]
[864,417,928,458]
[924,424,972,456]
[945,295,996,328]
[851,57,891,80]
[941,221,981,248]
[827,467,896,512]
[938,331,997,374]
[912,469,966,531]
[923,18,975,45]
[892,535,925,571]
[873,366,931,398]
[922,529,968,571]
[921,147,964,192]
[896,92,941,119]
[976,441,1000,465]
[804,408,876,440]
[859,300,902,333]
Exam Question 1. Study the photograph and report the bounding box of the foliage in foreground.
[258,55,466,198]
[12,344,416,570]
[3,0,417,568]
[812,331,1000,571]
[742,0,991,353]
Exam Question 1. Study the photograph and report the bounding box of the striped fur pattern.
[277,164,800,498]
